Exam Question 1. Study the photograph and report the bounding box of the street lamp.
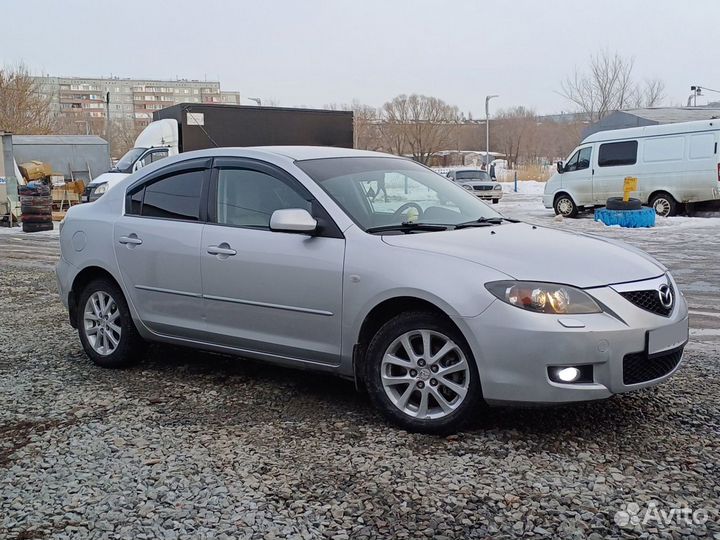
[485,94,499,169]
[247,97,262,106]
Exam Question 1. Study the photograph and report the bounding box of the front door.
[201,158,345,364]
[114,159,210,339]
[561,146,593,205]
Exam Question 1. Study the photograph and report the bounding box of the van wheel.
[554,194,578,218]
[77,278,145,368]
[364,311,483,434]
[649,193,677,217]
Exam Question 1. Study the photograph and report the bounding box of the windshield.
[296,157,502,232]
[113,147,146,173]
[456,170,490,181]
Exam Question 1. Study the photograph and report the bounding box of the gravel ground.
[1,194,719,539]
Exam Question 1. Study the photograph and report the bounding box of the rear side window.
[598,141,638,167]
[139,169,205,221]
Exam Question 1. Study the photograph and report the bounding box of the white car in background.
[446,168,503,204]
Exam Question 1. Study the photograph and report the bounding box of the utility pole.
[485,94,498,169]
[105,91,111,142]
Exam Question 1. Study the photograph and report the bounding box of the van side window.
[598,141,638,167]
[564,147,590,172]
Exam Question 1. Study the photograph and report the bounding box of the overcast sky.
[3,0,718,116]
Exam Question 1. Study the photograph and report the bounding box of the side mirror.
[270,208,317,234]
[556,161,564,174]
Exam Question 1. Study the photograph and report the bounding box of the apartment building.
[34,76,242,128]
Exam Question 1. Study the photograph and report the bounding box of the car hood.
[381,222,664,288]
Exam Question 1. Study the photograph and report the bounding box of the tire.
[364,311,483,434]
[22,222,53,233]
[606,197,642,211]
[492,198,499,204]
[649,192,678,217]
[19,195,52,205]
[554,194,578,218]
[20,205,52,215]
[21,214,53,223]
[76,278,145,368]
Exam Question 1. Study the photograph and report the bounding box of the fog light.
[548,365,594,384]
[557,367,581,382]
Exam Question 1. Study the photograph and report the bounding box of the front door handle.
[119,234,143,245]
[207,243,237,256]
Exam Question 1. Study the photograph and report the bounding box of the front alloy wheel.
[381,330,470,419]
[365,311,483,433]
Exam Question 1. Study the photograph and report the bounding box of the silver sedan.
[56,147,689,433]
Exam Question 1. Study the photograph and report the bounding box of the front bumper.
[474,190,503,200]
[460,277,689,405]
[542,193,553,209]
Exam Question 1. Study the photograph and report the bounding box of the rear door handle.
[207,243,237,256]
[119,234,143,245]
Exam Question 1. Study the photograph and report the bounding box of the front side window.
[296,157,501,231]
[564,150,580,172]
[113,147,146,173]
[139,169,205,221]
[564,146,592,172]
[216,168,311,228]
[598,141,638,167]
[138,149,169,169]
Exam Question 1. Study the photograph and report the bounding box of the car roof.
[247,146,395,161]
[454,167,487,172]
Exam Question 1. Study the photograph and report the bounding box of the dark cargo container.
[153,103,354,152]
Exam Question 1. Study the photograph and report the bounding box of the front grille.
[473,185,493,191]
[623,347,683,385]
[619,286,673,316]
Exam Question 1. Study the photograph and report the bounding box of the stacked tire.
[19,182,53,233]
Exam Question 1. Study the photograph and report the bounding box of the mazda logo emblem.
[658,284,673,309]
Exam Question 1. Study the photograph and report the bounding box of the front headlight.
[493,184,502,190]
[93,182,108,195]
[485,281,601,314]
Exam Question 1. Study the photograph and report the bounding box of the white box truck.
[543,120,720,217]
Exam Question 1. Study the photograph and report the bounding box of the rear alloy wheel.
[77,279,144,368]
[365,312,482,433]
[554,194,578,218]
[650,193,677,217]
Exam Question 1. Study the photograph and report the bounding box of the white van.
[543,120,720,217]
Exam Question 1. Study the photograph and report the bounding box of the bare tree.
[324,100,383,150]
[381,94,459,164]
[0,64,56,134]
[107,117,143,158]
[560,51,665,121]
[493,106,537,168]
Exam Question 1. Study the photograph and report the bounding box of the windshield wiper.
[454,216,520,229]
[366,222,450,234]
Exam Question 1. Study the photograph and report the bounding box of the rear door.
[561,146,593,204]
[200,157,345,364]
[114,158,210,339]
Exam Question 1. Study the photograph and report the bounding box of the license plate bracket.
[647,318,689,356]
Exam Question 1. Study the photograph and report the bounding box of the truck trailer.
[84,103,354,201]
